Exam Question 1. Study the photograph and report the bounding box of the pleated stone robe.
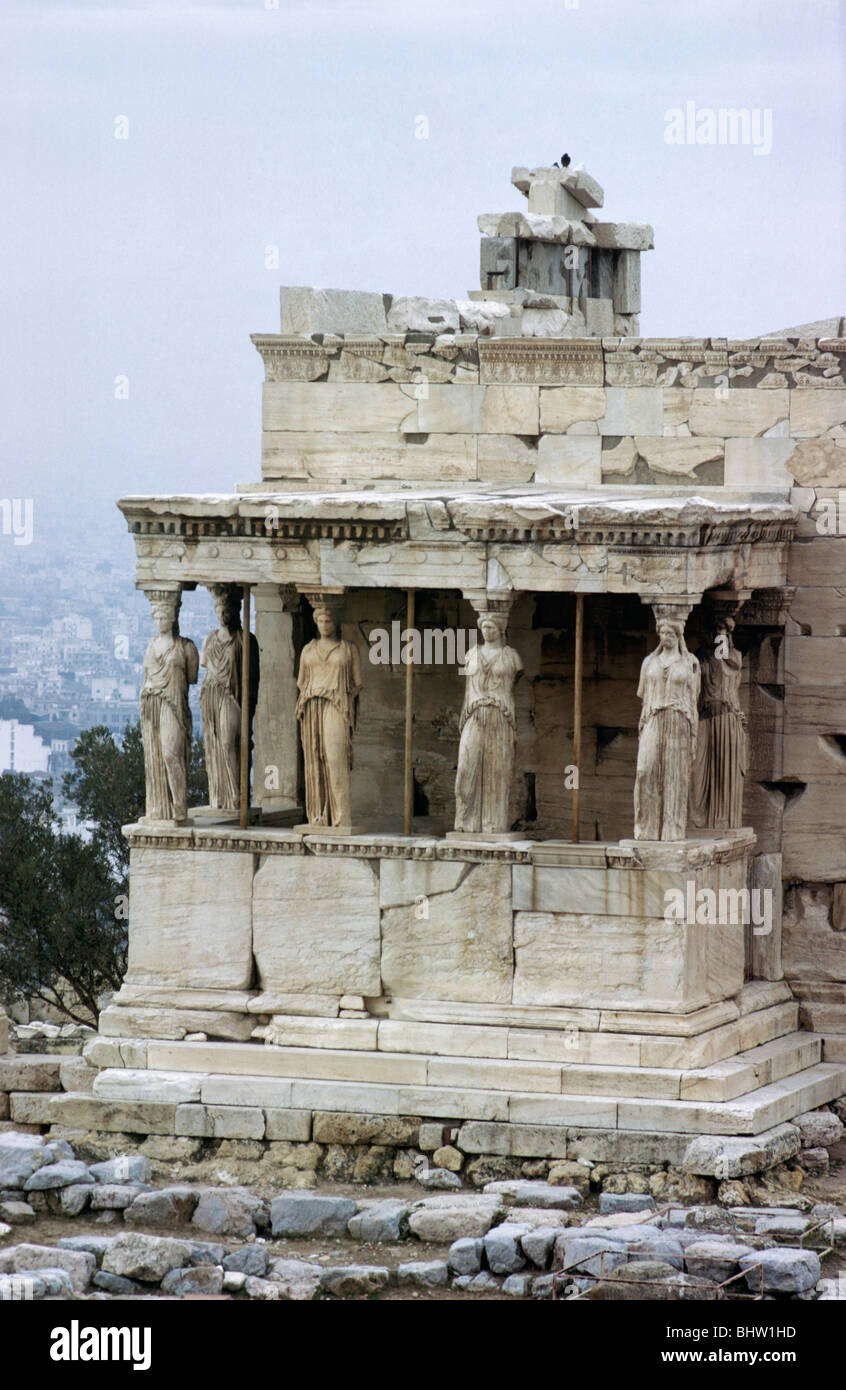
[296,637,362,827]
[454,642,523,834]
[634,642,701,841]
[690,636,747,829]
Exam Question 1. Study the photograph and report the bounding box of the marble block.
[125,848,254,991]
[279,287,388,335]
[380,861,513,1004]
[253,854,381,997]
[513,894,745,1013]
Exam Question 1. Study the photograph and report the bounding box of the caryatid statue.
[199,584,259,812]
[634,614,700,841]
[140,590,199,823]
[296,600,362,828]
[690,616,746,829]
[454,610,523,835]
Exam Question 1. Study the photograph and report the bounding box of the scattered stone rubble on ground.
[0,1122,844,1302]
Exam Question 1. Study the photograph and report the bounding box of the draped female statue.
[296,604,362,827]
[634,617,700,841]
[690,617,746,829]
[140,592,199,822]
[200,585,259,811]
[454,612,523,834]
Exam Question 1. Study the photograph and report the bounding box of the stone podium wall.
[122,833,750,1019]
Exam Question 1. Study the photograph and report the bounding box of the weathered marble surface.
[381,862,513,1004]
[252,855,381,997]
[634,618,700,842]
[125,849,254,991]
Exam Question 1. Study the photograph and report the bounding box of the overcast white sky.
[0,0,844,541]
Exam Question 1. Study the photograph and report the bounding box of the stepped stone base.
[55,982,846,1168]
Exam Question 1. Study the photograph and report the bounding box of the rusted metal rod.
[571,592,584,843]
[403,590,415,835]
[239,584,252,830]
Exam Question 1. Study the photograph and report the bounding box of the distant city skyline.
[0,0,844,549]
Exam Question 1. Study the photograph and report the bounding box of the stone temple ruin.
[46,163,846,1181]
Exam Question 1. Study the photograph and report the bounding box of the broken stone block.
[222,1246,268,1278]
[409,1194,504,1243]
[793,1109,843,1148]
[0,1133,48,1189]
[192,1188,266,1240]
[387,297,459,334]
[347,1199,410,1243]
[269,1192,357,1238]
[279,287,388,335]
[520,1226,559,1269]
[23,1160,93,1191]
[448,1237,484,1275]
[599,1193,656,1216]
[319,1264,391,1298]
[738,1247,820,1294]
[124,1187,198,1227]
[485,1222,530,1274]
[89,1155,152,1184]
[161,1264,224,1296]
[101,1233,192,1284]
[0,1243,95,1293]
[683,1239,754,1283]
[681,1125,801,1177]
[266,1258,322,1300]
[397,1260,448,1288]
[483,1180,582,1210]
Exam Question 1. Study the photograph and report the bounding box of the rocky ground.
[1,1120,845,1302]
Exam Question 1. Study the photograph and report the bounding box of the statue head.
[478,611,508,646]
[149,593,180,638]
[209,584,241,632]
[313,604,339,639]
[656,618,684,653]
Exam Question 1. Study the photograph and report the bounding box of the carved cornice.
[128,516,407,543]
[303,838,437,860]
[478,338,604,384]
[435,843,532,864]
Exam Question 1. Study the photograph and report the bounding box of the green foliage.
[63,722,207,881]
[0,774,123,1023]
[0,722,206,1024]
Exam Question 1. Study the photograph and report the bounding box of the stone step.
[53,1060,846,1137]
[249,1000,800,1071]
[91,1027,822,1107]
[0,1055,64,1093]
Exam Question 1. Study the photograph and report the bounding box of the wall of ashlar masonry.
[253,334,846,491]
[779,489,846,1039]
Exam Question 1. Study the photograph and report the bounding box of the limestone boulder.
[0,1133,48,1189]
[408,1194,505,1242]
[270,1192,357,1238]
[793,1109,844,1148]
[102,1233,193,1284]
[738,1247,820,1294]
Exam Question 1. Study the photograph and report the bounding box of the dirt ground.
[8,1152,845,1302]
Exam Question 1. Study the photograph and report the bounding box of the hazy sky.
[0,0,844,548]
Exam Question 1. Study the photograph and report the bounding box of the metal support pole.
[239,584,252,830]
[571,592,583,844]
[403,590,415,835]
